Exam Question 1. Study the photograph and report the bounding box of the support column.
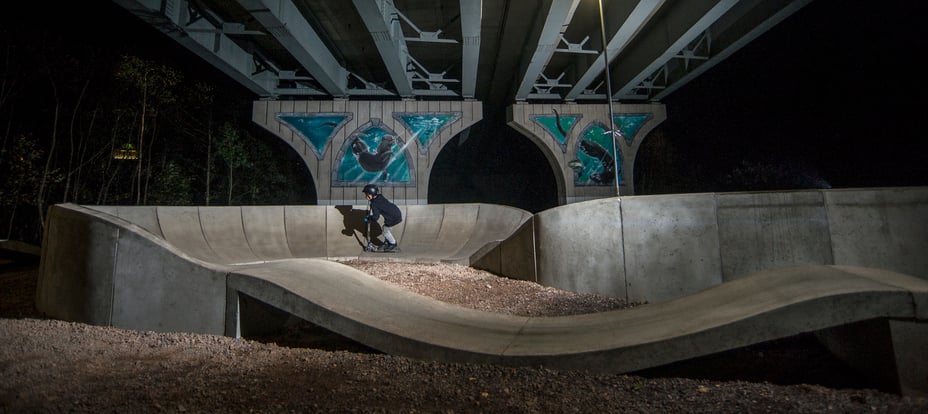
[252,100,483,205]
[507,102,666,204]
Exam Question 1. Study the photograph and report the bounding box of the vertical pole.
[598,0,620,197]
[599,0,628,302]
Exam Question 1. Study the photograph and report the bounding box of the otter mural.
[333,118,414,187]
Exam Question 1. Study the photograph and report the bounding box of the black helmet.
[362,184,380,196]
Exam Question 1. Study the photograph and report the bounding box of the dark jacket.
[369,195,402,227]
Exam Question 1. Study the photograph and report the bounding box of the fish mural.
[574,122,621,186]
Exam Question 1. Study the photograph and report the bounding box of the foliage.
[147,161,193,205]
[0,135,47,207]
[0,29,313,245]
[215,122,250,204]
[721,158,832,191]
[0,134,61,240]
[636,128,832,194]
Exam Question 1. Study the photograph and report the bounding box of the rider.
[362,184,402,252]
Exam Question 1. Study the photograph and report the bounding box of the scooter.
[363,202,376,252]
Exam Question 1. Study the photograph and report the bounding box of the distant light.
[113,143,138,160]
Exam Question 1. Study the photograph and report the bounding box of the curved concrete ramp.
[37,201,928,396]
[228,261,927,368]
[226,260,928,397]
[84,203,533,265]
[36,203,534,334]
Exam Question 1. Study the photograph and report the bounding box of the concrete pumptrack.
[37,187,928,396]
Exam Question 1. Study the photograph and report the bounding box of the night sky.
[660,0,928,191]
[4,0,927,212]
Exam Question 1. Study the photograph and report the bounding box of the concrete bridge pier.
[252,99,483,206]
[252,99,666,209]
[507,102,666,204]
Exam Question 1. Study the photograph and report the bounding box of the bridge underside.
[115,0,812,204]
[112,0,812,106]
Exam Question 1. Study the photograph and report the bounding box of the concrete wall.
[826,188,928,277]
[525,187,928,304]
[37,187,927,332]
[84,203,532,265]
[36,203,533,333]
[36,205,229,335]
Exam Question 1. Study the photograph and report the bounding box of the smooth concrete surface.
[224,261,927,395]
[531,187,928,304]
[534,198,627,296]
[622,193,723,302]
[88,203,533,266]
[717,191,833,280]
[36,202,533,334]
[825,188,928,277]
[36,186,928,396]
[38,205,230,334]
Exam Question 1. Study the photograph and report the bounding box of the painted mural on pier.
[333,118,414,187]
[275,112,352,159]
[531,109,581,153]
[393,112,462,154]
[575,122,621,186]
[613,113,651,145]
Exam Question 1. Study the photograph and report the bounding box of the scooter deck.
[365,247,400,253]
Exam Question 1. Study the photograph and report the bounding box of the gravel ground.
[1,260,925,413]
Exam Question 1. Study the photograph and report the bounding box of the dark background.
[658,0,928,192]
[3,0,927,216]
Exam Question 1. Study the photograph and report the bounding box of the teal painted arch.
[613,113,652,146]
[393,112,462,155]
[531,110,582,153]
[332,118,416,188]
[275,112,353,159]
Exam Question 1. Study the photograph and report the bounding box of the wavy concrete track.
[36,195,928,396]
[228,260,926,373]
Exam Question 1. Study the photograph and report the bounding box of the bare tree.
[216,123,250,204]
[114,55,180,205]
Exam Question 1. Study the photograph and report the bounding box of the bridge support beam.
[816,318,928,397]
[253,100,483,205]
[507,102,666,204]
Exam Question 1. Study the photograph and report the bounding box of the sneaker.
[382,242,398,252]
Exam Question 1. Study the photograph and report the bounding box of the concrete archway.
[252,100,484,205]
[507,103,666,203]
[427,123,558,212]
